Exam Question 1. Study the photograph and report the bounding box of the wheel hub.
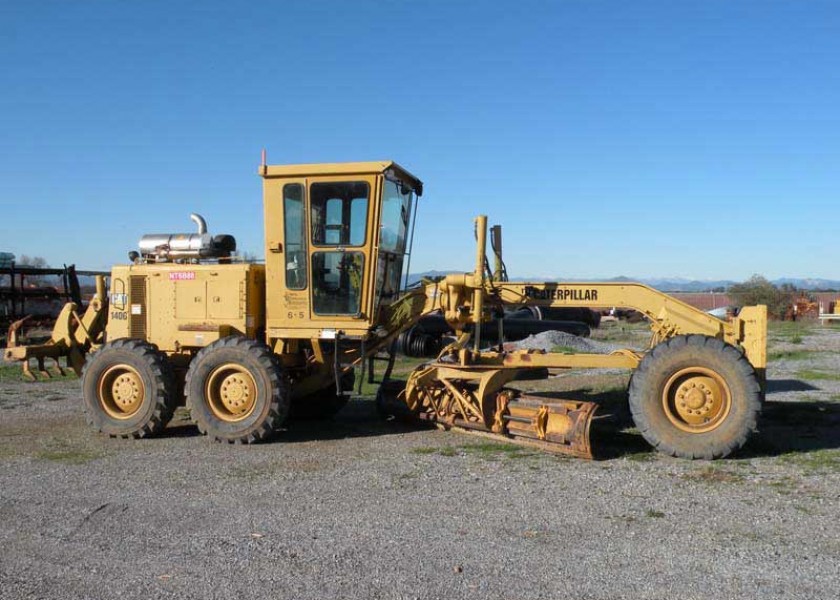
[98,365,146,419]
[206,364,257,422]
[663,368,731,433]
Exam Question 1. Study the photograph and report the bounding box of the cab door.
[264,179,311,331]
[306,176,378,333]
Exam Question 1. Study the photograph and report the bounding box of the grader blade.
[412,394,597,459]
[496,394,597,459]
[377,375,597,458]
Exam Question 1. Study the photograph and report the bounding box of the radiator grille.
[129,276,147,340]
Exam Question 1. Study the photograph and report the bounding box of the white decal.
[169,272,196,281]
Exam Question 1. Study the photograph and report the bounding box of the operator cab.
[260,161,422,340]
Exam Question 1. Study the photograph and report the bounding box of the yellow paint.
[107,263,264,353]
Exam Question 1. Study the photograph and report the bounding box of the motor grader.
[3,160,767,459]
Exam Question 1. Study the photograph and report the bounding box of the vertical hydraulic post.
[473,215,487,352]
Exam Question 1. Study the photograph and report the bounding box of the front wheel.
[628,335,761,459]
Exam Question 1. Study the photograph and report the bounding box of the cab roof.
[260,161,423,196]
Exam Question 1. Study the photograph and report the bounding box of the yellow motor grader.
[3,161,767,459]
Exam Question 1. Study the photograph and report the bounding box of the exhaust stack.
[138,213,236,261]
[190,213,207,235]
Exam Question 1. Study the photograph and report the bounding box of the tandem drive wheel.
[629,335,762,459]
[81,339,176,438]
[185,336,289,444]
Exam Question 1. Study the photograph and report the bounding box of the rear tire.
[628,335,761,459]
[81,339,176,438]
[185,336,288,443]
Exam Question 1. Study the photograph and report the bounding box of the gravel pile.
[507,330,619,354]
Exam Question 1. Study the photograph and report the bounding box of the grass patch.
[590,322,650,346]
[768,321,814,344]
[409,446,458,457]
[778,449,840,473]
[767,477,797,494]
[0,363,27,382]
[0,445,21,460]
[625,451,657,463]
[410,447,439,455]
[645,509,665,519]
[767,349,815,361]
[412,441,540,460]
[458,441,538,459]
[0,361,78,383]
[795,369,840,381]
[458,442,543,460]
[608,514,637,524]
[551,345,578,355]
[357,379,379,396]
[355,356,428,396]
[682,466,744,484]
[36,439,104,465]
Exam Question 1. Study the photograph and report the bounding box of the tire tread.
[184,336,288,444]
[629,335,761,459]
[81,339,175,438]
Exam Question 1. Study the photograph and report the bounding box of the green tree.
[728,275,793,320]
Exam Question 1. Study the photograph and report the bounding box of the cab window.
[379,179,412,253]
[311,251,364,315]
[283,184,307,290]
[310,182,369,247]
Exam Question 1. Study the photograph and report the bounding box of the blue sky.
[1,1,838,280]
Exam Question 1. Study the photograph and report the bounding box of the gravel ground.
[1,323,839,600]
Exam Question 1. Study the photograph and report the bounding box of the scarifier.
[3,160,767,459]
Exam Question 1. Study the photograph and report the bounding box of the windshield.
[379,180,412,254]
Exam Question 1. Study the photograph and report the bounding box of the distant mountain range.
[406,272,840,292]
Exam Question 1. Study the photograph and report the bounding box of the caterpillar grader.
[3,160,767,459]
